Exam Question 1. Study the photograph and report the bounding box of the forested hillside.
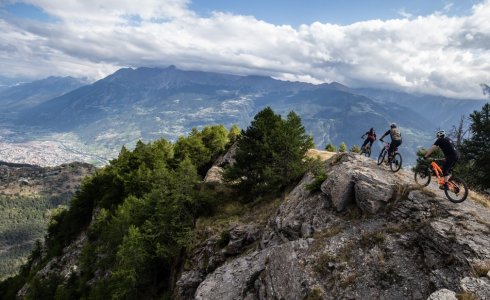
[0,162,95,280]
[0,107,314,299]
[1,105,489,299]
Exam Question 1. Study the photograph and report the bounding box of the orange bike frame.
[430,161,446,185]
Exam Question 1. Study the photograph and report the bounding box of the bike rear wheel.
[414,168,431,186]
[444,176,468,203]
[390,153,402,172]
[377,149,386,165]
[365,147,371,157]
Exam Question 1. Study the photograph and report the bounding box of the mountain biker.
[361,128,376,151]
[424,130,459,190]
[379,123,402,162]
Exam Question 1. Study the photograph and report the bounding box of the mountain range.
[0,66,488,165]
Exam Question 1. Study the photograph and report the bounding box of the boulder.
[194,250,269,300]
[426,289,457,300]
[460,277,490,300]
[353,171,396,214]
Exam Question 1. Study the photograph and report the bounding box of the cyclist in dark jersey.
[361,128,376,150]
[424,130,459,189]
[379,123,402,162]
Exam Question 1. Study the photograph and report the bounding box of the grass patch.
[456,291,479,300]
[471,261,490,277]
[360,231,386,248]
[304,286,324,300]
[345,206,362,220]
[305,173,328,193]
[340,272,359,289]
[217,230,231,248]
[191,194,282,252]
[314,252,336,275]
[469,190,490,209]
[314,241,355,275]
[310,224,344,253]
[384,222,415,234]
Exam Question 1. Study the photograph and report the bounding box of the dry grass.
[471,260,490,277]
[456,291,479,300]
[193,196,283,247]
[360,231,386,248]
[306,149,336,161]
[469,190,490,209]
[340,272,360,289]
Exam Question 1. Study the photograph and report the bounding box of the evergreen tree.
[325,143,336,152]
[339,142,347,153]
[224,107,313,198]
[458,103,490,190]
[228,124,241,143]
[271,111,314,190]
[350,145,361,153]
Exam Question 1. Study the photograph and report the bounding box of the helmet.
[436,130,445,138]
[390,123,397,128]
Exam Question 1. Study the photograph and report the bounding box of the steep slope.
[0,161,95,280]
[10,151,489,299]
[179,153,490,299]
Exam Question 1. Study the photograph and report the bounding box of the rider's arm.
[424,145,438,158]
[379,131,388,141]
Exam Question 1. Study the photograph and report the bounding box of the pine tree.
[339,142,347,153]
[458,103,490,189]
[350,145,361,153]
[271,111,314,190]
[224,107,313,198]
[325,143,336,152]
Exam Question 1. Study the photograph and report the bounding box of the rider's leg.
[388,140,401,162]
[441,156,458,187]
[361,139,369,149]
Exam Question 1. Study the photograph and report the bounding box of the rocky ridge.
[181,152,490,299]
[15,152,490,299]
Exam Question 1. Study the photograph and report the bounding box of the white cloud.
[1,0,490,98]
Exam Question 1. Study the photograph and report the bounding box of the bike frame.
[429,160,457,191]
[383,142,398,153]
[430,161,446,186]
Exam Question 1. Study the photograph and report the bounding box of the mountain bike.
[376,141,402,172]
[414,158,468,203]
[360,141,371,157]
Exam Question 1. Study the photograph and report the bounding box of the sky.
[0,0,489,99]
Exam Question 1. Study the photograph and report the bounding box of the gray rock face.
[18,233,88,298]
[204,142,237,183]
[194,251,269,300]
[320,153,403,214]
[427,289,457,300]
[179,152,490,300]
[460,277,490,300]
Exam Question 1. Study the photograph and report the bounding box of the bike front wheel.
[377,149,386,165]
[414,168,431,186]
[390,153,402,172]
[444,176,468,203]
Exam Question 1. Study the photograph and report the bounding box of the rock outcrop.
[204,142,237,183]
[178,153,490,300]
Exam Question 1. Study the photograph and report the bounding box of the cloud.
[1,0,490,99]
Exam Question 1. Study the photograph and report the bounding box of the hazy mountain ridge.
[1,66,487,166]
[355,87,488,130]
[0,77,86,119]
